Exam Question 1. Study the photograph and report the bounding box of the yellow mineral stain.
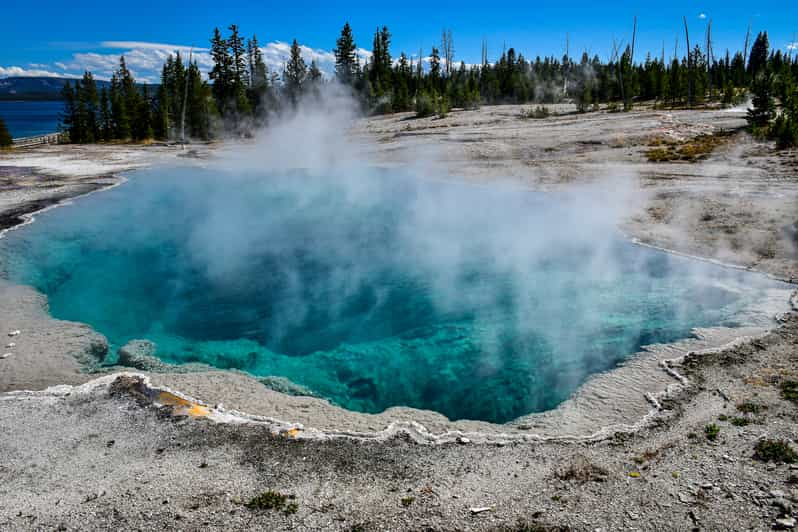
[284,428,300,438]
[157,391,210,418]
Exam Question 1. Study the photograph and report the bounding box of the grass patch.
[754,439,798,464]
[730,417,753,427]
[705,423,720,441]
[401,496,415,507]
[556,456,608,482]
[737,402,767,414]
[245,491,298,514]
[646,131,733,163]
[781,381,798,404]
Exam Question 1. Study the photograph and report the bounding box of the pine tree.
[747,70,775,128]
[187,61,211,139]
[334,22,358,85]
[209,27,232,114]
[60,81,77,141]
[747,32,769,78]
[78,71,99,142]
[227,24,250,115]
[0,117,12,147]
[99,88,112,141]
[284,39,307,106]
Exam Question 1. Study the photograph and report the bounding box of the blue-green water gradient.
[0,167,784,422]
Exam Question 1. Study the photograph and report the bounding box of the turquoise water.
[0,100,63,138]
[0,167,785,422]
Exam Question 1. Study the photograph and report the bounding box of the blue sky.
[3,0,796,82]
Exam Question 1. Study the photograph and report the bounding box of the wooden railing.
[12,132,65,148]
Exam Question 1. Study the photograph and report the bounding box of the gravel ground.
[0,105,797,530]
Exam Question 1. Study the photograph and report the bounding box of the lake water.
[0,100,63,138]
[0,167,787,422]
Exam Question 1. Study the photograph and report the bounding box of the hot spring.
[0,167,788,423]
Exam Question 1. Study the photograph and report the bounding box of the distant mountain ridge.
[0,76,155,101]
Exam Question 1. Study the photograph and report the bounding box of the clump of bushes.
[737,401,767,414]
[246,490,298,514]
[556,455,608,482]
[415,91,450,118]
[754,439,798,464]
[646,132,732,163]
[519,105,550,120]
[705,423,720,441]
[781,380,798,404]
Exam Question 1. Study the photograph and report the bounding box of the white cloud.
[698,13,707,19]
[787,42,798,51]
[101,41,208,53]
[3,39,353,83]
[0,65,79,78]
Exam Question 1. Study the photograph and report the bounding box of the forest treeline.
[59,22,798,147]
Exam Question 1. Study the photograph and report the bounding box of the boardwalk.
[12,132,64,148]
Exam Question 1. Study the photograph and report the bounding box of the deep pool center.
[0,166,789,424]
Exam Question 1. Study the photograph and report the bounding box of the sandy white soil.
[0,106,797,530]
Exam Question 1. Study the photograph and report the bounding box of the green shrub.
[782,381,798,404]
[737,402,766,414]
[519,106,550,120]
[415,92,436,118]
[705,424,720,441]
[754,439,798,463]
[245,490,298,514]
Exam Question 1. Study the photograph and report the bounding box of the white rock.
[469,507,492,515]
[771,489,787,499]
[774,517,796,529]
[457,437,471,444]
[5,343,15,348]
[0,353,11,359]
[7,330,20,337]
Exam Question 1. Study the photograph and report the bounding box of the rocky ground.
[0,104,797,531]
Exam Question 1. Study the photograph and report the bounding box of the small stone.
[0,353,11,360]
[774,516,796,529]
[469,507,492,515]
[701,482,714,490]
[771,489,787,499]
[457,437,471,445]
[7,330,20,337]
[5,343,15,348]
[773,498,794,514]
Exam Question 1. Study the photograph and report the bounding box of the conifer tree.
[0,117,12,147]
[334,22,358,85]
[747,32,769,78]
[284,39,307,106]
[747,70,775,128]
[60,81,77,141]
[99,88,112,141]
[209,27,232,113]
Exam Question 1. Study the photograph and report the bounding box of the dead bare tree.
[684,16,693,107]
[706,20,714,99]
[611,38,625,106]
[441,29,454,78]
[743,23,752,69]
